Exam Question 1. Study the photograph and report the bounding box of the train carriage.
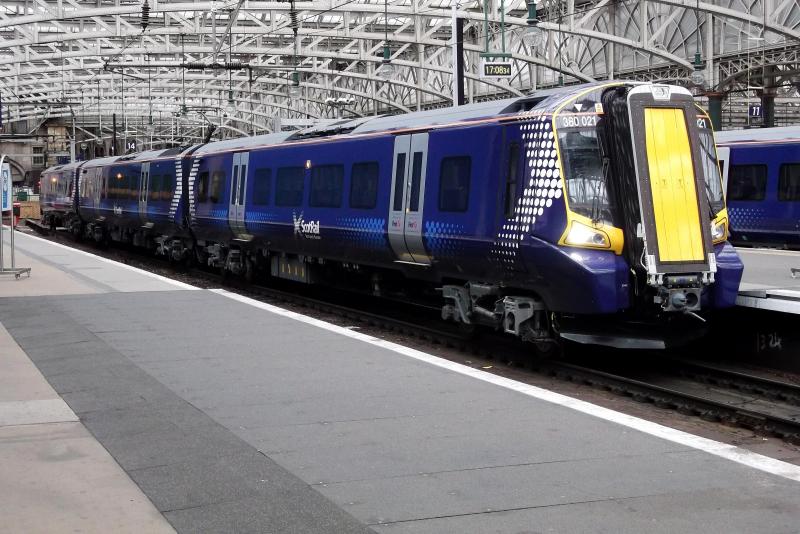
[716,126,800,248]
[45,81,744,348]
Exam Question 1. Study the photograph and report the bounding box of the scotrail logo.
[293,212,320,239]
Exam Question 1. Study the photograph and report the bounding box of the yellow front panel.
[644,108,705,262]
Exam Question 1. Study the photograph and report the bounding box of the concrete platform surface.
[0,229,197,296]
[737,247,800,292]
[2,232,800,533]
[0,322,175,534]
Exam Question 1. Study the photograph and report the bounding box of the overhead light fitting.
[375,48,395,79]
[289,71,301,98]
[689,0,705,88]
[375,0,394,80]
[690,52,705,87]
[522,1,544,48]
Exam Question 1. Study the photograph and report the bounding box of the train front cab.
[40,163,80,230]
[530,83,740,345]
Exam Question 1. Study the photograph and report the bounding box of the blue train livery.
[716,126,800,248]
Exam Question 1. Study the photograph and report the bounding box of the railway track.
[24,219,800,446]
[538,359,800,445]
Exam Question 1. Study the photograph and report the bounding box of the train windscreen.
[557,127,614,225]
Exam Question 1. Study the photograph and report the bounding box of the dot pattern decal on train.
[185,157,200,224]
[246,211,280,224]
[168,155,186,218]
[729,207,768,231]
[338,216,386,247]
[491,112,563,270]
[203,208,228,219]
[424,221,465,258]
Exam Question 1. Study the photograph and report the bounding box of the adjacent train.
[41,82,743,349]
[716,126,800,248]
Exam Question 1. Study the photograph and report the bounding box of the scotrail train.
[715,126,800,249]
[41,82,743,349]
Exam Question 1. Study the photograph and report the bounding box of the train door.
[228,152,249,236]
[388,133,431,265]
[138,162,150,224]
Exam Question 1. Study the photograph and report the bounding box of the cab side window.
[504,144,520,217]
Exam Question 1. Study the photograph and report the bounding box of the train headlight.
[564,221,610,249]
[711,217,727,244]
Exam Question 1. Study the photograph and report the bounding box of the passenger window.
[115,173,124,200]
[408,153,423,212]
[275,167,305,207]
[779,164,800,201]
[129,172,140,200]
[504,144,520,217]
[439,156,471,212]
[350,162,379,209]
[310,165,344,208]
[252,169,272,206]
[210,171,225,203]
[728,165,767,201]
[148,174,161,201]
[238,164,247,205]
[393,154,406,211]
[230,166,240,204]
[197,171,209,202]
[162,173,175,201]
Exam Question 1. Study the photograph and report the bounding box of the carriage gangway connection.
[3,227,800,533]
[736,247,800,314]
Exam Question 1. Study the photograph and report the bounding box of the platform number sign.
[126,140,137,152]
[1,162,10,212]
[748,104,763,119]
[482,61,513,79]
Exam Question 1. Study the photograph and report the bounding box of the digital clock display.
[482,62,512,78]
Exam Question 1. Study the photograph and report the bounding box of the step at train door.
[228,152,249,237]
[138,162,150,225]
[388,133,431,265]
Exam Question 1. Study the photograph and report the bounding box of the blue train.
[715,126,800,248]
[41,82,743,349]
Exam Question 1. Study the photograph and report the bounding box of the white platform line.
[737,294,800,314]
[13,230,200,291]
[736,248,800,257]
[211,288,800,484]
